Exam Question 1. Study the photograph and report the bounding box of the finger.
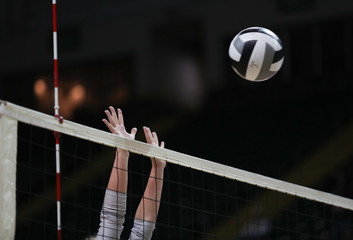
[160,141,165,148]
[143,126,153,144]
[104,110,116,127]
[117,108,124,126]
[109,106,118,124]
[130,127,137,139]
[152,132,159,145]
[102,119,115,133]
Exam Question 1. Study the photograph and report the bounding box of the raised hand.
[102,106,137,140]
[143,126,166,169]
[133,126,166,223]
[103,107,136,192]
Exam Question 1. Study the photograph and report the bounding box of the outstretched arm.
[96,107,136,240]
[102,106,137,193]
[134,126,166,223]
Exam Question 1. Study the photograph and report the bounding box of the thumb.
[130,127,137,138]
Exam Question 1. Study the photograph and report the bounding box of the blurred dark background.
[1,0,353,239]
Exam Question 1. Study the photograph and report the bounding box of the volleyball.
[228,27,284,82]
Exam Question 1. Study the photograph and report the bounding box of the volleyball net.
[1,100,353,240]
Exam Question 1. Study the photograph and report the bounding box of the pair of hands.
[102,107,165,167]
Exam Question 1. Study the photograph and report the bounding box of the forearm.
[135,163,165,222]
[107,149,129,193]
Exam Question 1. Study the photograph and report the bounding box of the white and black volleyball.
[228,27,284,82]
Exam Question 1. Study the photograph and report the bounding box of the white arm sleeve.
[96,190,126,240]
[129,219,155,240]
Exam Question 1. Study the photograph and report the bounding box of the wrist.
[151,160,167,170]
[117,148,129,155]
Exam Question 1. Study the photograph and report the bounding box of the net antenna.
[52,1,63,239]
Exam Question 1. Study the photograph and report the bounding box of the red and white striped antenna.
[52,0,59,116]
[52,0,63,239]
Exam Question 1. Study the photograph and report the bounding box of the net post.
[0,109,18,240]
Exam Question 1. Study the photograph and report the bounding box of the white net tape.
[1,100,353,212]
